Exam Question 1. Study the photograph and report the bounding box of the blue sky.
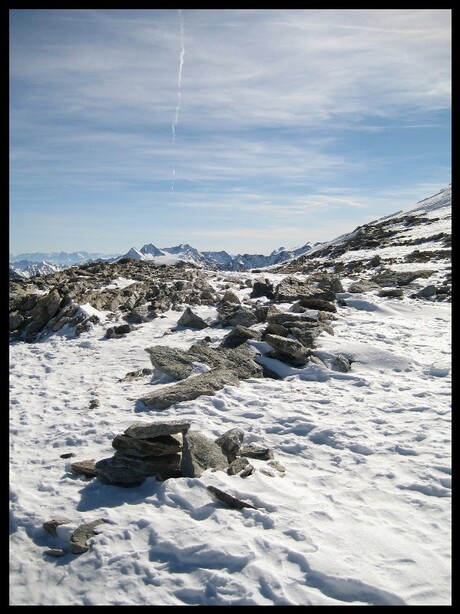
[9,9,451,256]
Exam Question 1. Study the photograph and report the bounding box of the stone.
[378,288,404,298]
[44,548,67,557]
[124,420,191,439]
[217,303,258,328]
[215,428,244,462]
[43,517,72,537]
[264,333,311,366]
[70,519,108,554]
[145,345,195,380]
[220,325,261,349]
[139,369,240,410]
[221,290,241,304]
[71,459,98,478]
[250,279,275,299]
[206,486,257,510]
[9,312,24,332]
[24,289,62,339]
[180,432,229,478]
[333,354,352,372]
[348,280,381,293]
[95,453,181,486]
[187,343,263,380]
[112,433,182,457]
[227,456,250,475]
[296,297,337,313]
[416,285,437,298]
[240,464,256,478]
[240,443,274,460]
[177,307,208,330]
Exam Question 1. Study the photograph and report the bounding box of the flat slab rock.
[71,519,108,554]
[112,433,182,457]
[207,486,257,510]
[124,420,191,439]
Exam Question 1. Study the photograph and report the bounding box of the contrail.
[171,9,185,193]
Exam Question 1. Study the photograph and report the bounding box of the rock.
[181,432,229,478]
[275,277,335,302]
[369,255,381,267]
[296,297,336,313]
[24,289,62,339]
[416,285,437,298]
[60,452,76,459]
[112,433,182,457]
[378,288,404,298]
[239,443,274,460]
[348,280,381,293]
[240,464,256,478]
[333,354,352,372]
[145,345,195,380]
[43,517,72,537]
[217,303,258,328]
[250,279,275,299]
[221,290,241,304]
[227,456,250,475]
[9,312,24,332]
[70,519,108,554]
[215,428,244,462]
[95,453,181,486]
[220,325,261,349]
[177,307,208,330]
[105,324,133,338]
[372,269,434,287]
[187,343,263,380]
[124,420,191,439]
[139,369,240,410]
[206,486,257,510]
[264,333,311,366]
[317,276,344,293]
[71,459,98,478]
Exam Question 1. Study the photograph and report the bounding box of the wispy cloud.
[9,9,451,254]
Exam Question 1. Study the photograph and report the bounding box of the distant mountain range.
[9,242,314,278]
[9,184,451,280]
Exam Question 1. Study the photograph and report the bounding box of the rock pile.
[71,420,279,487]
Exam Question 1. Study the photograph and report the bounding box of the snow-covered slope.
[9,185,451,606]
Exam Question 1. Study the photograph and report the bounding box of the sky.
[9,196,451,605]
[9,9,451,256]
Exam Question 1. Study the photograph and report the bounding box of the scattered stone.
[227,456,250,475]
[60,452,76,459]
[71,459,98,478]
[264,333,311,367]
[220,325,261,349]
[240,463,256,478]
[206,485,257,510]
[267,460,286,475]
[348,280,381,293]
[240,443,274,460]
[378,288,404,298]
[333,354,352,372]
[250,279,275,299]
[181,432,229,478]
[221,290,241,304]
[43,517,72,537]
[118,367,153,382]
[217,303,258,328]
[177,307,208,330]
[369,255,381,267]
[215,428,244,462]
[89,399,100,409]
[296,297,337,313]
[105,324,133,338]
[416,285,437,298]
[95,453,181,486]
[70,519,108,554]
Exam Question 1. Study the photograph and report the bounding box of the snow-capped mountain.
[8,259,61,279]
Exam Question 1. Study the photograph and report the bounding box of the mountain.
[8,259,61,279]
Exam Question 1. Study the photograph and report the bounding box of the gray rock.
[181,432,229,478]
[217,303,258,328]
[177,307,208,330]
[215,428,244,462]
[275,277,335,302]
[264,333,311,366]
[250,279,275,299]
[378,288,404,298]
[124,420,191,439]
[145,345,195,380]
[44,548,68,557]
[186,343,264,380]
[9,312,24,332]
[207,485,256,510]
[348,280,381,293]
[227,456,250,475]
[333,354,352,372]
[240,464,256,478]
[221,290,241,304]
[112,433,182,457]
[220,325,261,349]
[95,453,181,486]
[70,519,108,554]
[296,297,337,313]
[71,459,98,478]
[240,443,274,460]
[43,517,72,537]
[139,369,240,410]
[25,289,62,339]
[416,285,437,298]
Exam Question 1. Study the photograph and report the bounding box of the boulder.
[227,457,250,475]
[217,303,258,328]
[239,443,274,460]
[95,453,182,486]
[139,369,240,410]
[124,420,191,439]
[250,279,275,299]
[221,290,241,304]
[181,432,229,478]
[145,345,195,380]
[220,325,261,349]
[177,307,208,330]
[264,333,311,366]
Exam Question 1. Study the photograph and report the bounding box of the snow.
[9,277,451,605]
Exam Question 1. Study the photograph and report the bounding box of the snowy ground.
[9,271,451,606]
